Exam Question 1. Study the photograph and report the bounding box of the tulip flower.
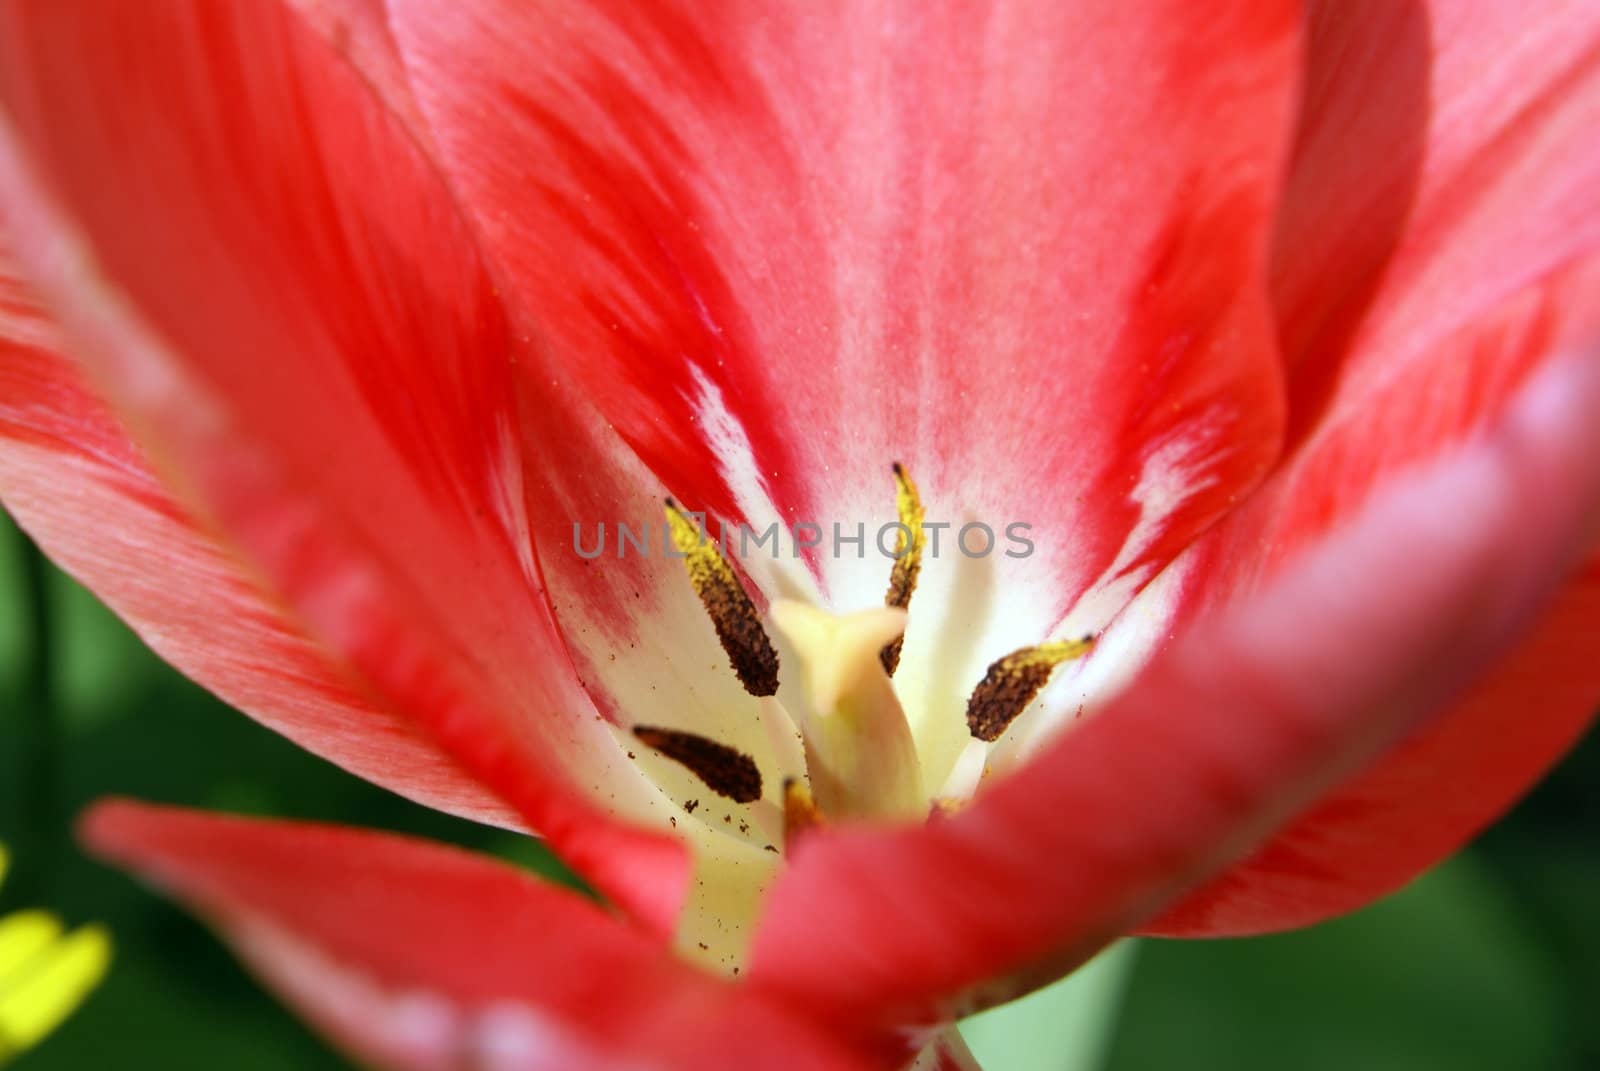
[1,0,1598,1067]
[0,844,111,1063]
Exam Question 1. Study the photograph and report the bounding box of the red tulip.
[2,0,1598,1067]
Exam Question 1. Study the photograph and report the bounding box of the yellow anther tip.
[1041,634,1097,662]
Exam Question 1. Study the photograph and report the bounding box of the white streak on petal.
[1057,417,1224,639]
[488,412,539,588]
[225,912,660,1071]
[473,1002,647,1071]
[687,364,821,603]
[226,912,460,1071]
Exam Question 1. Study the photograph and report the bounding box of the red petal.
[1272,0,1600,444]
[385,1,1299,745]
[0,250,521,830]
[0,1,686,926]
[1139,0,1600,922]
[1149,551,1600,936]
[80,799,877,1071]
[283,0,431,146]
[1145,272,1600,928]
[745,352,1600,1031]
[1141,265,1600,934]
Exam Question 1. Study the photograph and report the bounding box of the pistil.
[768,600,925,822]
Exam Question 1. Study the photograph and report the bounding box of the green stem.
[16,533,62,885]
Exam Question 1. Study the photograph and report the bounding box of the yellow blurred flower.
[0,843,111,1065]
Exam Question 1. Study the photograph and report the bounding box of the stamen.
[965,636,1096,742]
[663,499,780,697]
[632,726,764,804]
[879,462,925,676]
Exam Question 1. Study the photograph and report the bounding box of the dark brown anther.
[879,462,925,676]
[633,726,764,804]
[965,636,1095,742]
[664,499,781,697]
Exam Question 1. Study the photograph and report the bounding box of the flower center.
[630,463,1094,851]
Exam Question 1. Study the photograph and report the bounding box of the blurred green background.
[2,506,1596,1070]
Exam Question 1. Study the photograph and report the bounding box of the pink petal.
[0,1,685,927]
[283,0,431,146]
[1136,0,1600,926]
[1149,550,1600,936]
[744,351,1600,1031]
[383,1,1300,730]
[81,799,878,1071]
[1116,0,1600,915]
[1,249,519,830]
[1271,0,1600,443]
[1144,266,1600,933]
